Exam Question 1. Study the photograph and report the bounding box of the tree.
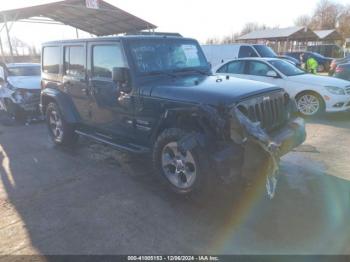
[221,33,240,44]
[205,22,270,45]
[294,15,311,27]
[205,37,220,45]
[338,4,350,38]
[240,22,268,36]
[309,0,341,30]
[10,37,30,56]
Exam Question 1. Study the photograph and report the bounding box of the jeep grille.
[237,91,288,132]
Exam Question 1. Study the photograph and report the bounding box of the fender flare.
[41,87,80,124]
[151,104,229,145]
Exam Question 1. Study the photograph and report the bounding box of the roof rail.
[125,32,183,37]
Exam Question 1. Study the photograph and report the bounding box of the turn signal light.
[335,67,344,73]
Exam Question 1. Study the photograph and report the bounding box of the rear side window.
[227,61,245,74]
[92,44,126,79]
[64,46,85,78]
[43,46,60,74]
[217,61,245,74]
[238,46,258,58]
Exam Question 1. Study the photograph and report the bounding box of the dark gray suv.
[41,35,306,197]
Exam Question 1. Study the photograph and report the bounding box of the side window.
[217,64,228,73]
[64,46,85,78]
[247,61,273,76]
[43,46,60,74]
[227,61,245,74]
[238,46,258,58]
[92,44,126,79]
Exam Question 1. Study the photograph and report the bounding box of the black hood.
[141,75,282,106]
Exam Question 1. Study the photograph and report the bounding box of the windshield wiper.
[173,68,210,76]
[146,71,177,78]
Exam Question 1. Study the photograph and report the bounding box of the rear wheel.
[317,64,325,73]
[46,102,78,146]
[296,92,324,117]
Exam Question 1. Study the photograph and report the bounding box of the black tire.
[46,102,78,146]
[296,92,325,117]
[153,128,210,196]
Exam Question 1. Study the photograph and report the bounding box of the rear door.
[62,44,90,122]
[216,60,250,80]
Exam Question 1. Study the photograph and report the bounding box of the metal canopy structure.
[238,27,318,42]
[0,0,156,61]
[0,0,156,36]
[236,26,345,53]
[314,30,343,41]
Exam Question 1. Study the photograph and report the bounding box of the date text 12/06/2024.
[127,256,219,261]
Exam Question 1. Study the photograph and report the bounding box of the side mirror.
[266,70,278,78]
[112,67,132,93]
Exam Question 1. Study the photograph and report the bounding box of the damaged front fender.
[230,107,306,199]
[158,102,305,199]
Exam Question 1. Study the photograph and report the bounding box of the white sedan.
[214,58,350,116]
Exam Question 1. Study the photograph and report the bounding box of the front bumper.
[16,101,40,112]
[325,94,350,113]
[212,116,306,179]
[270,117,306,156]
[11,92,40,113]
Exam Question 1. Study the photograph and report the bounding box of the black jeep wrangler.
[41,36,306,197]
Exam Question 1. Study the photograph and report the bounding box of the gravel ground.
[0,111,349,256]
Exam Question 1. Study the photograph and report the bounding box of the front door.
[87,42,135,139]
[62,44,90,123]
[245,60,284,87]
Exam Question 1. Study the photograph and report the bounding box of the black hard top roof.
[42,35,195,45]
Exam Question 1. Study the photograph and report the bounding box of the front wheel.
[296,92,324,117]
[153,128,209,195]
[46,102,78,146]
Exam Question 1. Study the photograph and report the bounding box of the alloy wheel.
[49,110,64,142]
[161,142,197,190]
[297,94,320,116]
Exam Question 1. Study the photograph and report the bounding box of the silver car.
[0,63,41,121]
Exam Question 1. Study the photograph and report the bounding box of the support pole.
[0,34,5,63]
[3,15,14,62]
[76,28,79,39]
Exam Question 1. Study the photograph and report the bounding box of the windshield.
[309,52,325,59]
[7,66,41,77]
[254,45,277,58]
[128,39,209,74]
[270,59,306,76]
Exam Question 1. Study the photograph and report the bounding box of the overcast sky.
[0,0,349,48]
